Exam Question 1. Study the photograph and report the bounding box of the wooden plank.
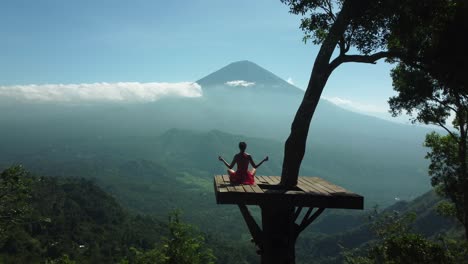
[250,183,264,193]
[305,177,354,196]
[312,177,351,193]
[219,175,236,192]
[297,177,329,195]
[233,184,245,192]
[303,177,336,194]
[214,177,219,203]
[222,175,230,183]
[256,176,267,184]
[214,175,228,192]
[255,176,268,184]
[213,175,364,209]
[256,175,266,183]
[306,177,361,197]
[215,175,224,185]
[271,176,282,183]
[306,177,341,193]
[296,179,317,194]
[262,176,277,185]
[225,185,237,192]
[266,176,281,184]
[215,190,363,209]
[214,176,220,192]
[242,184,255,193]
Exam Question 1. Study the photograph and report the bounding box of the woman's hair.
[239,142,247,152]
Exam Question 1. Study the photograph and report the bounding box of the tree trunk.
[464,178,468,240]
[280,0,356,187]
[455,93,468,240]
[460,124,468,240]
[260,205,296,264]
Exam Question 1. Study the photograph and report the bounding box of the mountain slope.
[0,174,164,264]
[197,60,303,95]
[296,190,462,263]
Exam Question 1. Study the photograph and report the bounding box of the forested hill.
[0,166,220,264]
[0,127,430,208]
[0,167,161,263]
[1,165,462,264]
[296,190,463,263]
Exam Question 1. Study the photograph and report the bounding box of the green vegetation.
[278,0,435,186]
[0,166,32,245]
[121,211,215,264]
[279,0,467,262]
[343,211,467,264]
[294,190,464,263]
[0,166,217,264]
[387,0,468,238]
[0,127,455,263]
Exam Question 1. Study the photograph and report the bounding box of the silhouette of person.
[218,141,268,184]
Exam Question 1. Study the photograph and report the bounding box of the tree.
[122,211,215,264]
[388,0,468,239]
[161,211,215,264]
[279,0,413,187]
[272,0,464,262]
[343,211,467,264]
[0,165,32,244]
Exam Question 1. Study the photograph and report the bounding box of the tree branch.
[436,120,459,142]
[338,36,346,55]
[344,28,355,53]
[431,96,458,113]
[320,0,336,22]
[344,37,351,53]
[325,0,334,17]
[329,51,400,72]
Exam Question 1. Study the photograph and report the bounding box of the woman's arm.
[250,156,269,169]
[219,155,236,169]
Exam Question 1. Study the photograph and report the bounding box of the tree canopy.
[387,0,468,239]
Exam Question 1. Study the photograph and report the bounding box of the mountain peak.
[196,61,303,94]
[228,60,256,65]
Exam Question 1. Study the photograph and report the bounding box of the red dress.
[228,153,255,185]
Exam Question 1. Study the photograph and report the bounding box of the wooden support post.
[238,204,263,247]
[260,204,296,264]
[216,176,362,264]
[238,204,325,264]
[297,208,325,234]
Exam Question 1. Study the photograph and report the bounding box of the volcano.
[197,60,304,95]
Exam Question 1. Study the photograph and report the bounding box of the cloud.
[286,77,294,85]
[323,96,387,113]
[225,80,255,87]
[0,82,202,103]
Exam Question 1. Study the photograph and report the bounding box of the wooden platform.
[214,175,363,209]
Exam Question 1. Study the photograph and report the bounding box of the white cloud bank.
[0,82,202,103]
[323,96,387,114]
[225,80,255,87]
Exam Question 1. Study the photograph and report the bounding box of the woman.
[218,142,268,185]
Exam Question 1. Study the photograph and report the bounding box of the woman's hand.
[218,156,223,161]
[264,156,269,162]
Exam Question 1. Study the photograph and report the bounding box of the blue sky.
[0,0,401,120]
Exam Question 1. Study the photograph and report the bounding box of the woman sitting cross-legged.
[218,141,268,185]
